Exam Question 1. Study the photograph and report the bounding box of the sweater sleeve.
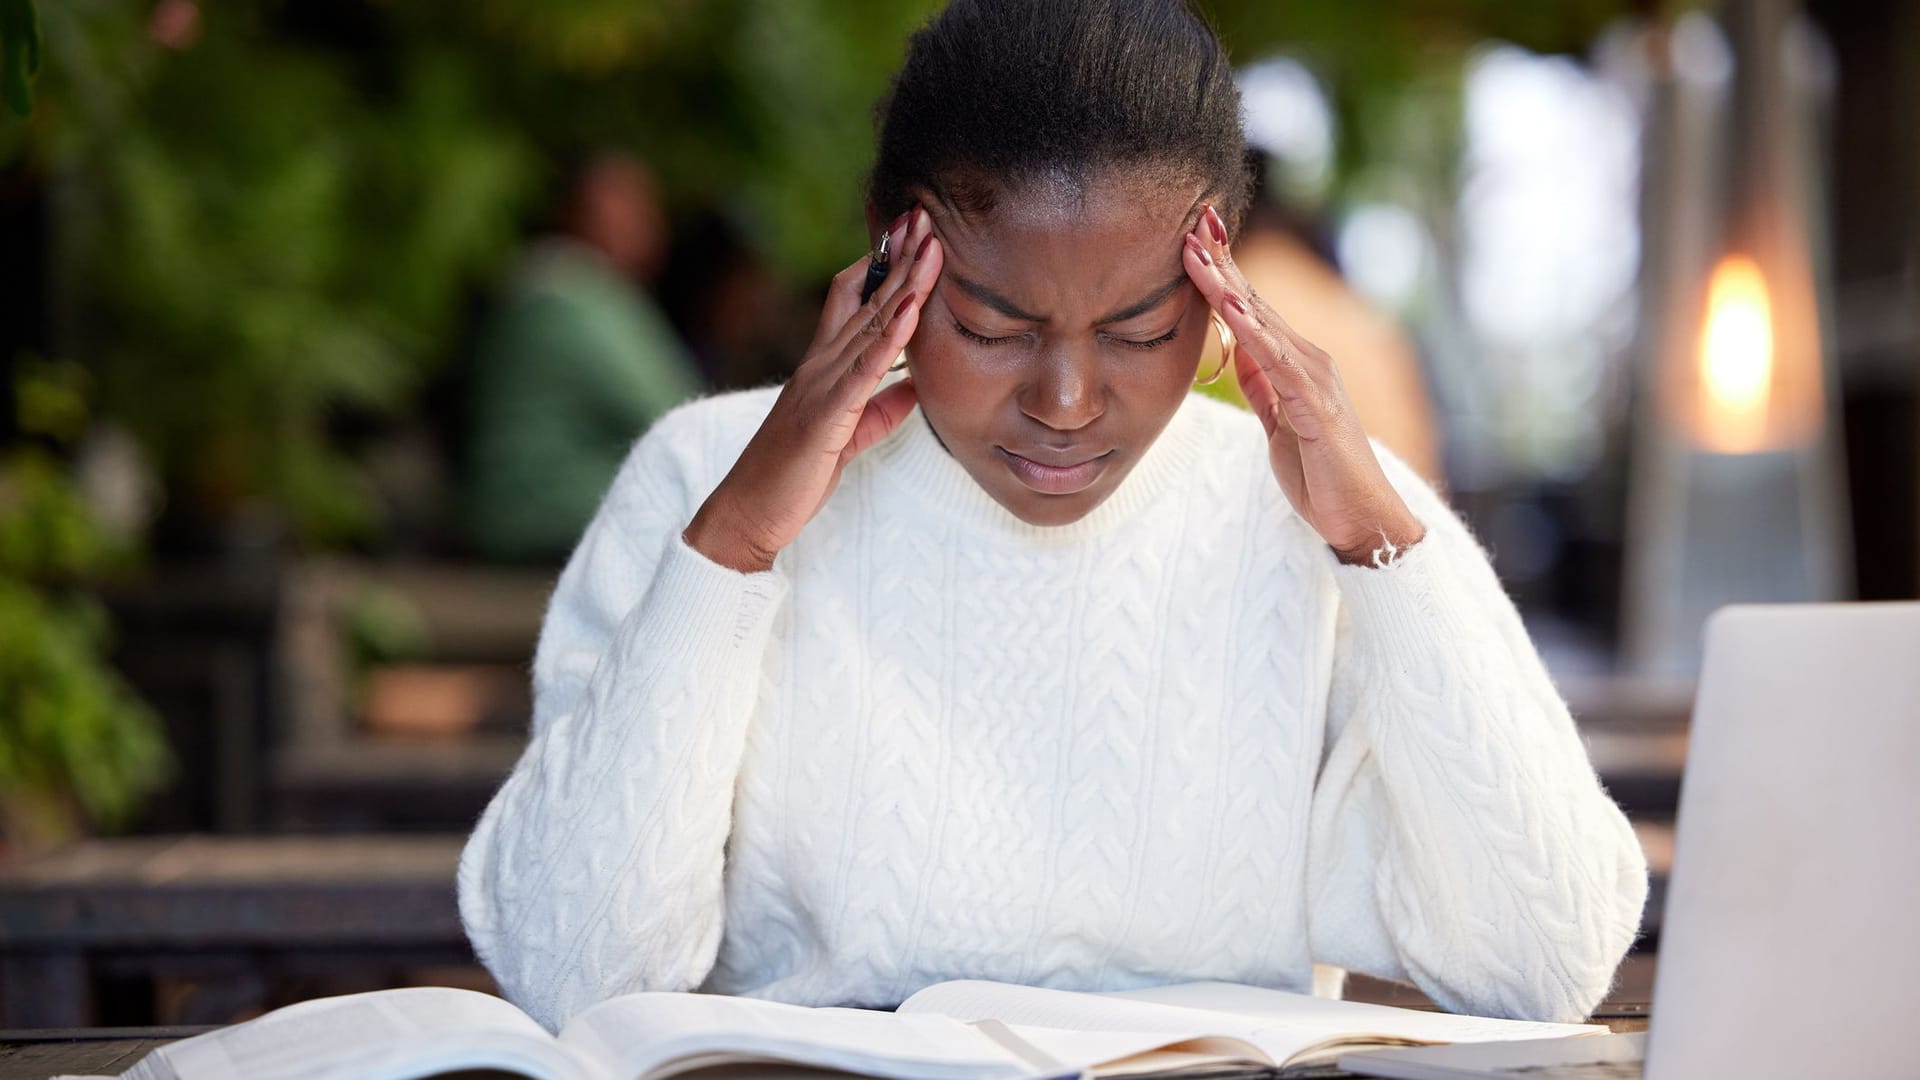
[1303,443,1648,1023]
[457,397,787,1032]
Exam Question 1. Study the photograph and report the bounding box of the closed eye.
[951,316,1025,346]
[1108,325,1181,350]
[953,317,1181,350]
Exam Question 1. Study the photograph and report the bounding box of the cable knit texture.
[457,385,1649,1033]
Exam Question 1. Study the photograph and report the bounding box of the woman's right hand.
[683,207,943,573]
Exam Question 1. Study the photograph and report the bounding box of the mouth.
[996,446,1116,496]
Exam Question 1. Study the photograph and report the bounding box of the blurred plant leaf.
[1,0,38,116]
[1,363,169,847]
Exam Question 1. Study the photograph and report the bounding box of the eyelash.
[950,317,1180,351]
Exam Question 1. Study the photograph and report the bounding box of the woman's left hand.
[1183,204,1426,565]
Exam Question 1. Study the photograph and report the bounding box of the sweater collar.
[866,389,1209,546]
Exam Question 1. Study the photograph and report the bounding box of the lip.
[997,446,1115,495]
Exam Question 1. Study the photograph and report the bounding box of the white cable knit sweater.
[456,384,1649,1034]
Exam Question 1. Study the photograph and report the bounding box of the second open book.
[95,976,1604,1080]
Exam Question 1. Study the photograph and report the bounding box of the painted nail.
[916,231,934,260]
[1206,205,1228,246]
[1186,234,1213,266]
[897,290,918,314]
[1226,293,1248,315]
[889,211,910,235]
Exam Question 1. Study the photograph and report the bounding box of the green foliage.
[1,360,171,849]
[0,0,37,115]
[10,0,1630,549]
[379,0,945,281]
[34,1,536,544]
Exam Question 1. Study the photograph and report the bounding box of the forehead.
[929,172,1204,320]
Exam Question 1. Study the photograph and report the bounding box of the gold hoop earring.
[1194,310,1234,386]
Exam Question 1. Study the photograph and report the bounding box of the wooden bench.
[0,835,472,1028]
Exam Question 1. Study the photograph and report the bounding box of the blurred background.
[0,0,1915,1030]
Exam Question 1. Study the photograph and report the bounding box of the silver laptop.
[1340,602,1920,1080]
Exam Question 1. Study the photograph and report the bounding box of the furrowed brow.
[947,270,1191,326]
[946,273,1046,323]
[1094,273,1189,326]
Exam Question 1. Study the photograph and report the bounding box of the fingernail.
[1226,293,1247,315]
[915,231,934,260]
[1186,234,1212,266]
[1206,205,1228,246]
[898,290,918,313]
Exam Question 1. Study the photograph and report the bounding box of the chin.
[1006,491,1102,527]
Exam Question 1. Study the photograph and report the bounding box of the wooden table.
[0,1027,213,1080]
[0,835,471,1029]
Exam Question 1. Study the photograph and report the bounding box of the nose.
[1018,340,1105,433]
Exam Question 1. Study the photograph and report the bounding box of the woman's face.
[900,172,1210,527]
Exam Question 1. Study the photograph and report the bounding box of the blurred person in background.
[461,151,705,564]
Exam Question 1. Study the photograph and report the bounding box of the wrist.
[684,497,779,575]
[1331,509,1426,568]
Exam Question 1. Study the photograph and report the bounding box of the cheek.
[904,325,1004,415]
[1117,306,1210,398]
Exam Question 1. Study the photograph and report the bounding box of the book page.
[560,992,1256,1080]
[116,987,597,1080]
[899,980,1603,1067]
[900,982,1309,1063]
[559,992,1039,1080]
[1093,981,1607,1043]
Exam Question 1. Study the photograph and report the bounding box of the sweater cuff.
[1325,514,1485,655]
[628,533,789,672]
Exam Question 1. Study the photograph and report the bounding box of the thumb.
[845,376,919,459]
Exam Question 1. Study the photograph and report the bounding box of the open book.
[66,978,1605,1080]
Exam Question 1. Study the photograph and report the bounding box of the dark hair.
[868,0,1251,233]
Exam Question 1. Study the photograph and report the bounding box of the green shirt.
[463,239,704,562]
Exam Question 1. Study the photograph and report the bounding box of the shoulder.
[1174,391,1283,506]
[635,383,780,460]
[1180,390,1445,510]
[601,383,783,515]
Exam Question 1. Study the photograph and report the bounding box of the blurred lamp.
[1621,0,1852,677]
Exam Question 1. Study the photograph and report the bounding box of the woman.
[458,0,1648,1034]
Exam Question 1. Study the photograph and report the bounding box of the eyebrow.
[946,270,1190,327]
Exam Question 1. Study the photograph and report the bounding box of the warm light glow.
[1695,255,1774,452]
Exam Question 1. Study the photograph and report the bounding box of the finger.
[835,241,938,396]
[1184,233,1294,394]
[845,377,920,459]
[817,258,873,343]
[1213,290,1331,442]
[815,210,913,346]
[1183,221,1330,436]
[823,207,933,360]
[1194,204,1335,384]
